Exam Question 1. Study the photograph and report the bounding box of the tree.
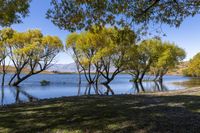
[94,27,136,84]
[126,39,185,82]
[137,39,162,82]
[151,42,186,82]
[125,45,141,82]
[0,0,31,26]
[7,29,63,86]
[0,28,14,86]
[183,53,200,77]
[67,27,136,85]
[66,33,83,85]
[47,0,200,32]
[66,30,101,84]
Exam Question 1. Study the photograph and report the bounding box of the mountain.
[47,63,117,73]
[167,61,189,75]
[47,63,78,73]
[48,61,189,74]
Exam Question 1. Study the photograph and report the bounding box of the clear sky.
[8,0,200,64]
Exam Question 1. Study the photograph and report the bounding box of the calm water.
[0,74,199,105]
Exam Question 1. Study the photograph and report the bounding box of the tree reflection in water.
[0,86,38,105]
[1,87,4,105]
[79,81,168,96]
[79,83,115,96]
[0,81,169,105]
[131,81,168,94]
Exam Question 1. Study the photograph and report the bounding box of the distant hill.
[0,66,52,74]
[48,63,116,73]
[167,61,189,75]
[47,61,189,75]
[47,63,78,73]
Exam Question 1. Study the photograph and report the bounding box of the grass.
[0,88,200,133]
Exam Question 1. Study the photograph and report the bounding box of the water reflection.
[78,81,168,96]
[0,86,38,106]
[1,87,4,105]
[173,78,200,88]
[0,74,198,105]
[79,83,115,96]
[131,81,168,93]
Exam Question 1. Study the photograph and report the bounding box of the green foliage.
[0,28,14,61]
[66,27,186,83]
[126,39,185,81]
[0,28,63,86]
[184,53,200,77]
[40,80,50,86]
[0,0,31,26]
[151,42,186,80]
[66,26,136,84]
[47,0,200,32]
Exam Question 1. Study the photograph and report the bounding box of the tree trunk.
[139,69,147,83]
[100,69,120,85]
[133,82,140,93]
[139,82,145,92]
[158,75,163,83]
[101,78,112,85]
[103,84,114,95]
[9,74,17,86]
[1,87,4,105]
[153,71,160,81]
[12,73,33,86]
[139,61,152,82]
[1,60,6,86]
[132,71,139,82]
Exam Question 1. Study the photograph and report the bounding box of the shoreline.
[1,86,199,108]
[0,86,200,132]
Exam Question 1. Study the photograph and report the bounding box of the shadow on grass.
[0,95,200,133]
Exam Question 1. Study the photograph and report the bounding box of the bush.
[40,80,50,86]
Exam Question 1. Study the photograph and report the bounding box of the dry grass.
[0,65,52,74]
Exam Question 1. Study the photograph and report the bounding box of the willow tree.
[67,27,136,85]
[66,33,83,85]
[183,53,200,77]
[0,28,14,86]
[7,29,63,86]
[137,39,162,82]
[94,27,136,84]
[0,0,31,26]
[66,31,102,84]
[125,45,141,82]
[47,0,200,33]
[126,39,185,82]
[151,42,186,82]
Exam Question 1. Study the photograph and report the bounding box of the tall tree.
[125,45,141,82]
[0,28,14,86]
[126,39,185,82]
[66,30,101,84]
[7,29,63,86]
[151,42,186,82]
[137,39,162,82]
[47,0,200,33]
[183,53,200,77]
[94,27,136,84]
[66,33,83,85]
[67,27,136,85]
[0,0,31,26]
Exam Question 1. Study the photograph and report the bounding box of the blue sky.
[8,0,200,64]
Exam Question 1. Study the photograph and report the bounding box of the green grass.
[0,88,200,133]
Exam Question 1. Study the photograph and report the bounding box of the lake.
[0,74,199,105]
